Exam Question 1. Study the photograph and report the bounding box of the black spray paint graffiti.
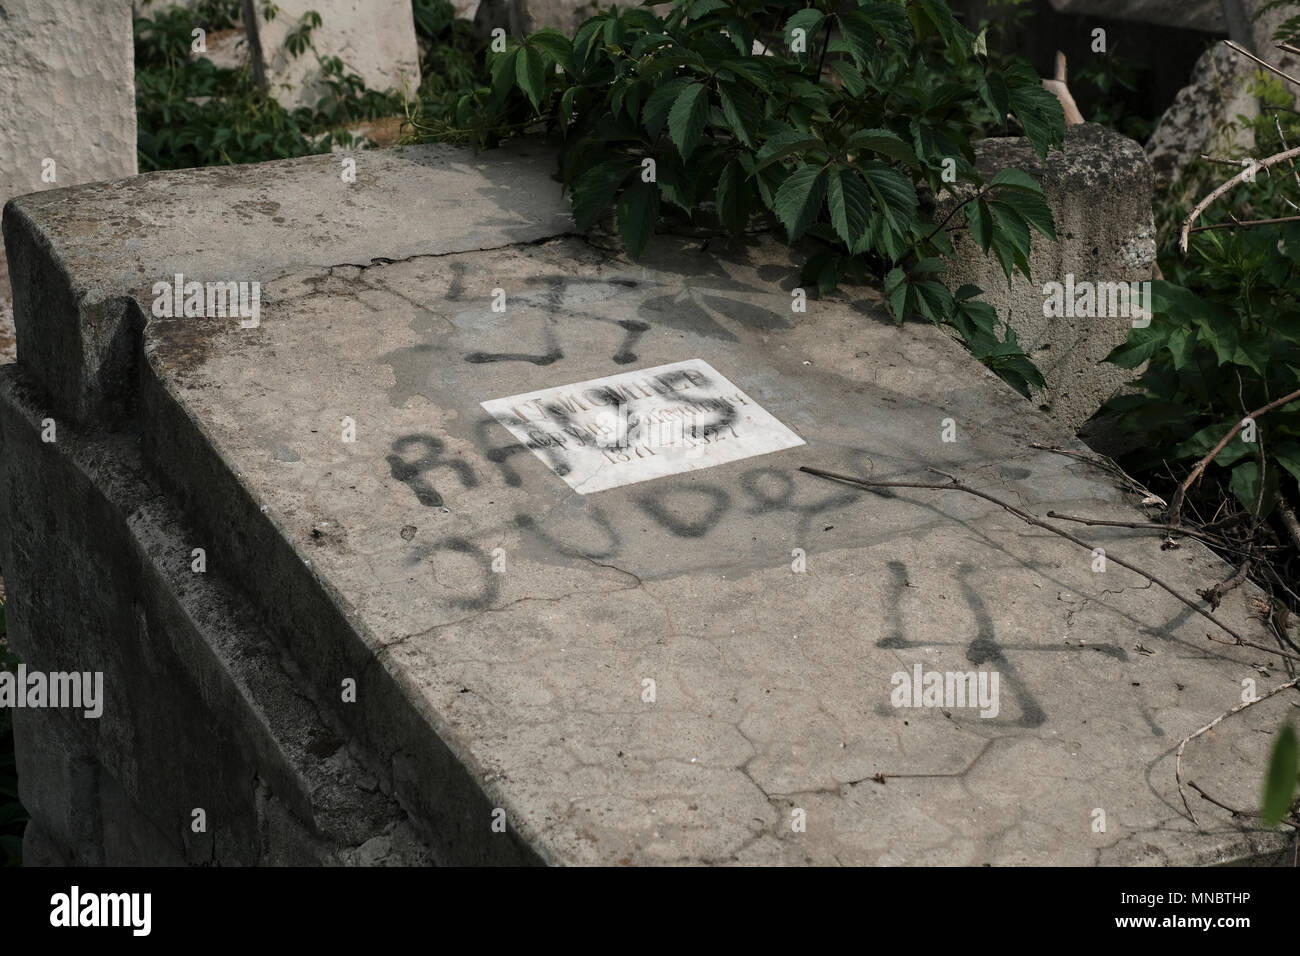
[876,559,1128,728]
[406,536,500,611]
[386,434,476,508]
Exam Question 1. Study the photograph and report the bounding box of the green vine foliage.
[468,0,1065,396]
[1096,70,1300,519]
[134,2,404,171]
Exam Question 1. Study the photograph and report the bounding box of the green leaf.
[827,167,872,247]
[719,84,760,148]
[853,3,911,49]
[753,130,825,171]
[1104,324,1166,369]
[837,11,878,69]
[642,76,692,136]
[528,29,574,73]
[913,0,971,48]
[655,151,695,213]
[828,60,866,98]
[716,159,752,235]
[989,167,1044,194]
[1005,67,1065,158]
[884,266,910,321]
[976,71,1010,120]
[1228,459,1277,516]
[991,190,1055,241]
[571,161,635,230]
[1272,441,1300,482]
[1263,724,1299,826]
[785,8,825,57]
[515,45,547,112]
[667,82,709,159]
[617,178,660,258]
[859,161,918,234]
[844,128,920,169]
[774,164,828,242]
[968,198,993,253]
[490,47,521,103]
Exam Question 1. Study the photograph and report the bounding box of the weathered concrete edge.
[138,351,554,865]
[0,364,433,864]
[1,142,575,428]
[1,202,142,425]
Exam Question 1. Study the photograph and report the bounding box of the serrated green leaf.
[1005,70,1065,158]
[827,167,872,247]
[490,47,520,103]
[716,159,752,235]
[642,76,692,136]
[859,161,918,234]
[719,84,760,148]
[528,29,574,73]
[667,82,709,159]
[785,8,825,58]
[774,164,828,241]
[515,45,547,112]
[571,161,635,230]
[992,189,1055,241]
[753,130,825,171]
[845,128,920,169]
[968,197,993,253]
[854,2,911,49]
[989,167,1044,194]
[828,60,866,98]
[617,178,660,258]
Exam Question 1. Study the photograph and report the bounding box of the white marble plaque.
[481,360,805,493]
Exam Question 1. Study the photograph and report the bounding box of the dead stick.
[1190,214,1300,233]
[1225,40,1300,90]
[800,466,1252,644]
[1045,511,1227,547]
[1167,386,1300,524]
[1186,780,1299,828]
[1175,676,1300,827]
[1179,146,1300,253]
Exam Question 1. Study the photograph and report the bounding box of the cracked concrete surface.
[3,143,1296,865]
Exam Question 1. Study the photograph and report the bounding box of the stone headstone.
[0,0,139,365]
[1145,0,1300,184]
[241,0,422,111]
[939,124,1157,436]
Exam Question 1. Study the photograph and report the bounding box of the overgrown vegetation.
[134,0,414,170]
[453,0,1065,394]
[1092,31,1300,828]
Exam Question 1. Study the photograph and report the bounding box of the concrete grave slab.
[2,143,1295,865]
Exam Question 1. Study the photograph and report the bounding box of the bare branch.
[1225,39,1300,89]
[1175,676,1300,826]
[1180,146,1300,253]
[800,466,1256,646]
